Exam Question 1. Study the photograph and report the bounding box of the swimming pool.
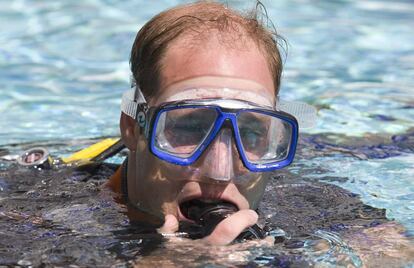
[1,0,413,267]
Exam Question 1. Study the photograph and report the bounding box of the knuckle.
[248,210,259,224]
[218,221,236,237]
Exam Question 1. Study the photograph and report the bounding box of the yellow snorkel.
[62,138,122,164]
[13,138,125,170]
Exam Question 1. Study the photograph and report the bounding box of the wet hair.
[130,1,285,100]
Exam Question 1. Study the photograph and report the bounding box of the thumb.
[157,214,179,234]
[203,209,258,245]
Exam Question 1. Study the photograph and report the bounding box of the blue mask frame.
[144,99,299,172]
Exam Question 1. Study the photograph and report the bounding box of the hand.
[157,209,259,245]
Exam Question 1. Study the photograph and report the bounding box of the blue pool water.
[1,0,413,267]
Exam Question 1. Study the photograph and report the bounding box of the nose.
[199,127,237,182]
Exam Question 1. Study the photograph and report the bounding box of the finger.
[157,214,179,234]
[202,209,258,245]
[264,235,275,245]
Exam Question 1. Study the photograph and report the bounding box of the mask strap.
[121,87,150,138]
[276,97,318,129]
[121,87,147,119]
[122,89,318,128]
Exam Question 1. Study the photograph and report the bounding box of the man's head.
[129,1,284,101]
[121,1,288,223]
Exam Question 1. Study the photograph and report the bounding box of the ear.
[120,113,138,151]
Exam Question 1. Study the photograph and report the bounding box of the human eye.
[237,112,271,157]
[240,126,263,146]
[164,108,215,147]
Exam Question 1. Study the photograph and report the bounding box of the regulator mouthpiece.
[183,200,265,240]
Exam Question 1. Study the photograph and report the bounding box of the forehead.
[152,34,275,106]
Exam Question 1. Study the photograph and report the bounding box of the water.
[1,0,413,267]
[0,156,381,267]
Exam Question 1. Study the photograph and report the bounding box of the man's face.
[127,34,276,221]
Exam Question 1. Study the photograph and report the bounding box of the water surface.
[0,0,413,267]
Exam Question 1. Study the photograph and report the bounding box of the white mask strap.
[121,88,318,128]
[276,97,318,129]
[121,87,146,119]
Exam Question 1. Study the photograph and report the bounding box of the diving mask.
[121,76,316,176]
[132,97,298,172]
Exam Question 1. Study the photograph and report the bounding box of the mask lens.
[154,107,217,157]
[237,111,293,164]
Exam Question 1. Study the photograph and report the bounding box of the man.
[105,4,413,260]
[106,1,301,245]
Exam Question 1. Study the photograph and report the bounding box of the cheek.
[134,137,181,201]
[133,152,186,218]
[237,173,270,209]
[136,132,195,184]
